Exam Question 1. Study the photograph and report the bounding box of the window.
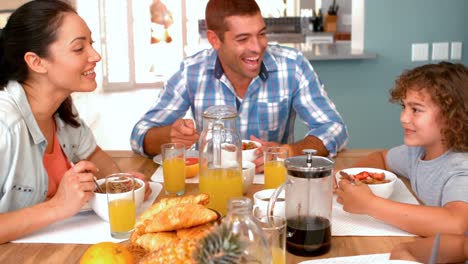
[76,0,184,90]
[76,0,363,91]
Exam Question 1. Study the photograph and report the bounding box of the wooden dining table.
[0,149,417,264]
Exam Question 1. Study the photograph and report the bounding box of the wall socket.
[432,42,449,61]
[451,42,462,60]
[411,43,428,61]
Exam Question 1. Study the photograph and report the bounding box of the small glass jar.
[223,197,272,264]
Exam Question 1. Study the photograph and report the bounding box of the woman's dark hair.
[205,0,261,41]
[0,0,80,127]
[390,62,468,151]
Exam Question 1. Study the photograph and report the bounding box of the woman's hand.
[335,179,377,215]
[49,161,98,218]
[128,171,152,201]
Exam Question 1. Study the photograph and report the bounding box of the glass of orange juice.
[106,173,136,239]
[161,143,186,196]
[264,146,288,189]
[257,215,286,264]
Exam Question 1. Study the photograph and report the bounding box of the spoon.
[93,177,104,193]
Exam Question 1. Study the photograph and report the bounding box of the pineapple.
[193,223,248,264]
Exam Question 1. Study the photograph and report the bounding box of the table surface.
[0,149,417,264]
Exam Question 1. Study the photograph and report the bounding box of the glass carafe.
[199,105,243,215]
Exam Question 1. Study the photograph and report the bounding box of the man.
[131,0,348,170]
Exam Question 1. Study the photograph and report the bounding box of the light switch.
[451,42,462,60]
[432,42,449,61]
[411,43,428,61]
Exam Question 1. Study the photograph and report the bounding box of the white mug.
[253,189,285,218]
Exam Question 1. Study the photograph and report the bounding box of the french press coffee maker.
[268,149,335,256]
[198,105,243,216]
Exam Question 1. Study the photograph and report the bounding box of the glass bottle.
[198,105,243,215]
[223,197,272,264]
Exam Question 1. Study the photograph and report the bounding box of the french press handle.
[267,179,291,218]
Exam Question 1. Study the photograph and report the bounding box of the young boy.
[335,62,468,236]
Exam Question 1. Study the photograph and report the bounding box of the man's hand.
[249,135,283,173]
[143,118,200,155]
[168,119,199,148]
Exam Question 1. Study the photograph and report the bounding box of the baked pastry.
[135,194,210,234]
[134,231,178,252]
[144,203,218,233]
[176,222,215,241]
[138,239,197,264]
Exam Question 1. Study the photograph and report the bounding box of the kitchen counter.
[282,42,377,61]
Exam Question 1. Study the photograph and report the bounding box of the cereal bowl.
[336,167,397,199]
[242,160,256,194]
[242,140,261,162]
[90,176,145,222]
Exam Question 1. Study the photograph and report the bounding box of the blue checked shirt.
[131,44,348,157]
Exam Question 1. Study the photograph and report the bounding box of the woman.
[0,0,150,243]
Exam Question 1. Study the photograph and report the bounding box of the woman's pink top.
[43,130,71,198]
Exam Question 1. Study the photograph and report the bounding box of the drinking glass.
[256,215,286,264]
[106,173,136,239]
[264,146,288,189]
[161,143,186,196]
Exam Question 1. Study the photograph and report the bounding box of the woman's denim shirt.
[0,81,97,212]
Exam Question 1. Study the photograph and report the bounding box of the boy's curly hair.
[390,62,468,151]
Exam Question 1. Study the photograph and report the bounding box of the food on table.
[222,143,237,152]
[242,141,258,150]
[339,170,390,184]
[134,232,178,253]
[192,223,247,264]
[139,239,197,264]
[176,223,215,240]
[80,241,134,264]
[185,157,199,178]
[128,193,220,262]
[95,180,142,194]
[135,193,210,233]
[143,203,218,233]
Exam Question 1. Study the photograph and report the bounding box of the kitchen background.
[1,0,467,152]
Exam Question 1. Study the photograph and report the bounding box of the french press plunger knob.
[302,149,317,167]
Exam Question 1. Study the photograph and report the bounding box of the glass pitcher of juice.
[198,105,243,215]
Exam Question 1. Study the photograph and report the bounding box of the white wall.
[0,0,28,10]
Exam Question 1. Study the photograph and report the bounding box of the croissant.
[134,231,178,252]
[176,222,215,241]
[144,203,218,233]
[135,193,210,234]
[138,239,197,264]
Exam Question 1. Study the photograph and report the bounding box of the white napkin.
[12,182,162,244]
[299,253,390,264]
[151,166,265,184]
[332,178,419,236]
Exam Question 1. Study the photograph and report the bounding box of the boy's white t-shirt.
[387,145,468,206]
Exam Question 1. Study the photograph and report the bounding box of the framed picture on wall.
[0,10,14,29]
